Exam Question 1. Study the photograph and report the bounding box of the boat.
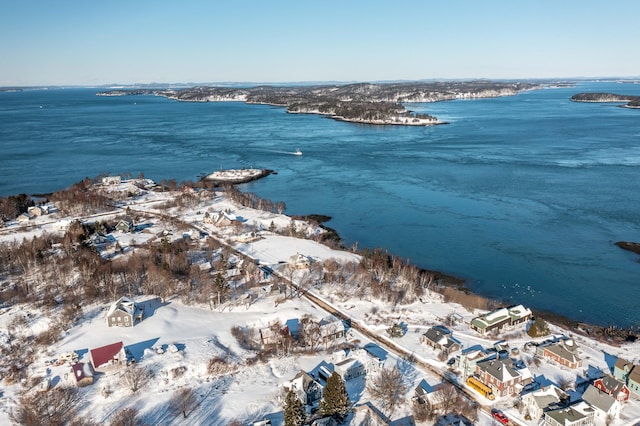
[294,149,302,156]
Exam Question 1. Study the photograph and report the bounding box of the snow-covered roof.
[524,384,567,410]
[106,297,136,317]
[476,359,520,382]
[582,385,617,413]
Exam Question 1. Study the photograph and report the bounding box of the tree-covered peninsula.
[98,81,542,126]
[571,92,640,108]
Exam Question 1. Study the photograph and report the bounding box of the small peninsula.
[616,241,640,256]
[97,81,542,126]
[200,168,273,184]
[571,92,640,108]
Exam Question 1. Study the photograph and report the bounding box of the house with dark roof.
[470,304,531,335]
[475,359,522,398]
[581,385,621,423]
[90,341,127,372]
[543,402,595,426]
[457,347,496,378]
[71,362,94,387]
[593,374,630,402]
[282,370,323,408]
[421,326,461,356]
[521,384,569,422]
[537,340,582,369]
[106,297,144,327]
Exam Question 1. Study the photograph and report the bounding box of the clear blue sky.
[1,0,639,86]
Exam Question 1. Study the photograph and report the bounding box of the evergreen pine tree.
[283,389,305,426]
[319,372,350,422]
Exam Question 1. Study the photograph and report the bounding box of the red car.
[491,409,509,425]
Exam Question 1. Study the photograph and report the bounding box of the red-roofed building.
[71,362,94,387]
[90,341,127,372]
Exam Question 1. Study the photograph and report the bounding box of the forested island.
[97,81,542,126]
[571,92,640,108]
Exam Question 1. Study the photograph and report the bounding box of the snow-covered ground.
[2,179,640,425]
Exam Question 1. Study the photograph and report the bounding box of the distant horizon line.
[2,76,640,90]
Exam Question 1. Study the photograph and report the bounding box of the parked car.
[491,408,509,425]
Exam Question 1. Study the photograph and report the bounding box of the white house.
[581,385,621,423]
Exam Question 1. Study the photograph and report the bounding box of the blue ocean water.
[1,83,639,327]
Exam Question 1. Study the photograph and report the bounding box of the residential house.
[106,297,144,327]
[16,213,31,224]
[581,385,621,422]
[434,414,474,426]
[318,316,346,343]
[311,417,338,426]
[334,358,366,381]
[475,359,522,398]
[86,232,115,250]
[521,385,569,422]
[89,341,127,372]
[204,210,238,227]
[457,348,497,378]
[289,253,311,270]
[258,322,290,348]
[353,402,390,426]
[115,216,134,233]
[101,176,122,185]
[28,205,47,216]
[613,357,634,384]
[363,343,388,370]
[282,370,323,408]
[414,379,447,412]
[311,418,338,426]
[593,374,630,402]
[55,219,71,231]
[543,401,595,426]
[71,362,94,387]
[627,366,640,398]
[236,231,259,243]
[421,326,461,356]
[470,304,532,335]
[537,340,582,369]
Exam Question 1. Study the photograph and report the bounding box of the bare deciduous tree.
[109,407,142,426]
[367,365,409,416]
[439,383,463,414]
[123,365,154,393]
[10,387,80,426]
[555,374,575,391]
[171,386,199,419]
